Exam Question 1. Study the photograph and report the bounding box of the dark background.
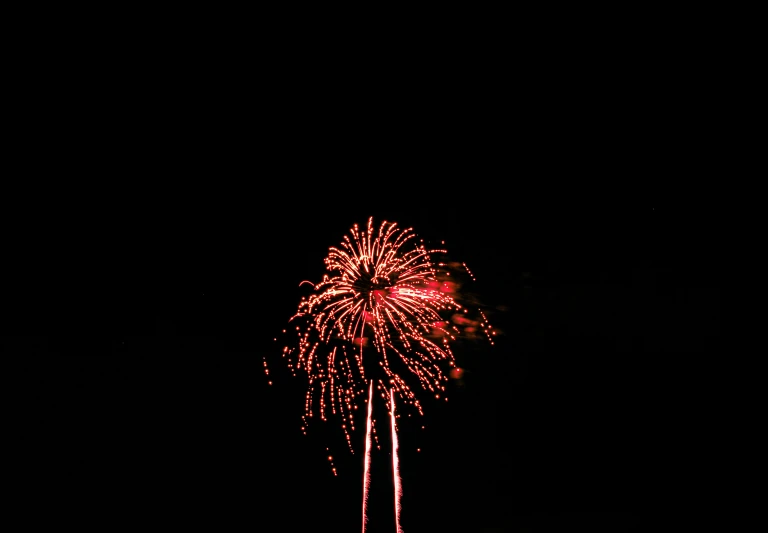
[8,195,721,532]
[4,36,723,531]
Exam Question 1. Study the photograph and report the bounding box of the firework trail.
[270,217,496,531]
[390,388,403,533]
[362,382,373,532]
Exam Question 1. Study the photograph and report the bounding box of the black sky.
[4,38,724,530]
[8,184,722,531]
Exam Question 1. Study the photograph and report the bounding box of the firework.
[270,217,495,531]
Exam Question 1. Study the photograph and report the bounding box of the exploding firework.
[268,217,495,531]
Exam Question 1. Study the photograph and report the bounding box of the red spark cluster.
[270,217,495,455]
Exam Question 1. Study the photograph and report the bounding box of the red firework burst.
[268,217,496,532]
[269,217,495,451]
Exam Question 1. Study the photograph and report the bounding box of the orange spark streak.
[391,388,403,533]
[362,381,374,533]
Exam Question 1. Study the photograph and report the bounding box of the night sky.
[9,180,721,532]
[2,42,723,529]
[3,6,732,531]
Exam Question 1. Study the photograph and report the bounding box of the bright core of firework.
[271,217,495,454]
